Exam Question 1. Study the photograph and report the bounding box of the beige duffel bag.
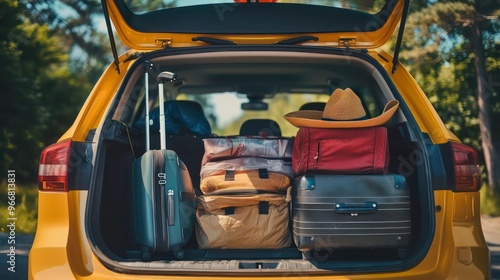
[195,192,291,249]
[200,169,290,194]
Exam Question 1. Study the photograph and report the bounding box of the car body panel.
[28,192,74,280]
[436,191,490,279]
[29,190,489,279]
[105,0,406,50]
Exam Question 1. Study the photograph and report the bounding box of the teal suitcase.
[132,149,195,260]
[132,68,195,260]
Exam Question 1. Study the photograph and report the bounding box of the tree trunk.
[470,20,500,192]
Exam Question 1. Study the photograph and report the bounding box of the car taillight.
[38,140,71,191]
[451,142,481,192]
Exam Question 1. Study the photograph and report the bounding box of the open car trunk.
[87,46,434,275]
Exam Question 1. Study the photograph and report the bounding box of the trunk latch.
[155,38,172,48]
[339,37,356,47]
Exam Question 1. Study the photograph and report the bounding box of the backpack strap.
[224,207,235,215]
[258,168,269,179]
[224,169,269,180]
[224,170,235,181]
[223,202,269,215]
[258,201,269,215]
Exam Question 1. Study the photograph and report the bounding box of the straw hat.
[284,88,399,128]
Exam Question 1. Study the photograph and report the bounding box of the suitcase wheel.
[141,251,152,261]
[301,251,312,260]
[174,249,185,260]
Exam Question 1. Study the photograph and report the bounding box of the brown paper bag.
[195,193,291,249]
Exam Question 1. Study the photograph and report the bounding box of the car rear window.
[176,92,331,136]
[124,0,389,15]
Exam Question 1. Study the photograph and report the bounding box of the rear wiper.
[192,37,237,45]
[192,35,318,46]
[275,36,319,45]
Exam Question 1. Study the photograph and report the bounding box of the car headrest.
[299,102,326,111]
[170,100,211,135]
[239,119,282,137]
[134,100,211,136]
[175,100,204,114]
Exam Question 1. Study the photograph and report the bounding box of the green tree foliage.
[22,0,112,83]
[125,0,177,13]
[0,0,90,183]
[400,0,500,191]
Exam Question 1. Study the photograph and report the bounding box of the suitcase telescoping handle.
[157,71,177,150]
[143,61,154,151]
[334,202,378,216]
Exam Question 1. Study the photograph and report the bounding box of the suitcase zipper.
[154,150,168,251]
[297,129,304,173]
[160,181,168,250]
[314,141,320,166]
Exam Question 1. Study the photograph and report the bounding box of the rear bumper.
[29,190,490,279]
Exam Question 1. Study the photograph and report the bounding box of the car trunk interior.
[87,48,433,274]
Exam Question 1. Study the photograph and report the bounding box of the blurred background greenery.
[0,0,499,234]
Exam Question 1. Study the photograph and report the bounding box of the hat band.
[321,115,368,121]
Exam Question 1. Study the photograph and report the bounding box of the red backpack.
[292,127,389,175]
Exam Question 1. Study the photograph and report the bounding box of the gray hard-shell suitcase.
[132,66,196,260]
[292,174,411,252]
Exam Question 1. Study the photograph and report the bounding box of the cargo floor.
[117,255,408,273]
[123,247,408,262]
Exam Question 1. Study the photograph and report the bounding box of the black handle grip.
[157,71,177,83]
[334,202,378,215]
[167,189,175,226]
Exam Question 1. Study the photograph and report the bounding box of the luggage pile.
[131,74,411,259]
[195,137,294,249]
[285,88,412,253]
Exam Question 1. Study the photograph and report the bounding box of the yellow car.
[29,0,490,279]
